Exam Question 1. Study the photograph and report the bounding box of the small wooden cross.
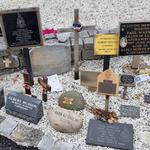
[3,58,12,68]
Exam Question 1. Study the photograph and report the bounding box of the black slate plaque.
[120,105,140,118]
[119,22,150,56]
[86,119,133,150]
[0,88,5,109]
[144,94,150,103]
[120,74,135,87]
[98,80,117,95]
[0,7,43,49]
[6,92,43,124]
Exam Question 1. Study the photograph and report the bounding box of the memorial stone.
[6,92,43,124]
[86,119,133,150]
[30,44,71,76]
[120,74,135,87]
[58,91,85,111]
[120,105,140,118]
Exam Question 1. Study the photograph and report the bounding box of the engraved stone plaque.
[0,7,43,49]
[120,105,140,118]
[6,92,43,124]
[98,80,117,95]
[120,74,135,87]
[86,119,133,150]
[119,22,150,56]
[144,94,150,103]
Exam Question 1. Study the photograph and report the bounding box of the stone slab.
[38,133,55,150]
[120,74,135,87]
[120,105,140,118]
[30,44,71,76]
[0,118,18,136]
[86,119,133,150]
[11,124,44,146]
[6,92,43,124]
[0,115,6,123]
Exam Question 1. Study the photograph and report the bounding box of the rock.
[11,124,44,146]
[0,118,18,136]
[30,44,71,76]
[47,107,83,133]
[58,91,85,111]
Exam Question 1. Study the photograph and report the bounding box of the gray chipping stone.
[30,44,71,77]
[11,124,44,146]
[58,91,85,111]
[120,105,140,118]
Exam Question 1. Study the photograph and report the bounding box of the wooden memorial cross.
[97,70,119,112]
[58,9,95,80]
[3,58,12,68]
[38,76,51,102]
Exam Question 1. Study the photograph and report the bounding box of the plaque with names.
[120,105,140,118]
[120,74,135,87]
[6,92,43,124]
[144,94,150,103]
[119,22,150,56]
[0,7,43,50]
[86,119,134,150]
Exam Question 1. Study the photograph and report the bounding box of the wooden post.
[74,9,80,80]
[131,55,140,69]
[103,56,110,71]
[23,48,34,86]
[105,95,110,112]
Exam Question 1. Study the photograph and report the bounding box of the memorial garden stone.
[0,88,5,109]
[48,107,83,133]
[58,91,85,111]
[30,44,71,76]
[6,92,43,124]
[86,119,133,150]
[120,105,140,118]
[11,124,44,146]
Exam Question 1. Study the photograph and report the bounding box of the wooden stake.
[105,95,110,112]
[103,56,110,71]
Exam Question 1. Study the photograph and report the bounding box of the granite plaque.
[86,119,133,150]
[0,7,43,49]
[6,92,43,124]
[119,22,150,56]
[144,94,150,103]
[0,88,5,109]
[120,74,135,87]
[120,105,140,118]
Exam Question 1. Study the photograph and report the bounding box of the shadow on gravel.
[0,134,39,150]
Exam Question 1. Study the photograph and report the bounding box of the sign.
[97,70,119,96]
[120,105,140,118]
[86,119,134,150]
[120,74,135,87]
[6,92,43,124]
[119,22,150,56]
[0,7,43,49]
[94,34,119,55]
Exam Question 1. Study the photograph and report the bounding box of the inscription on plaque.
[86,119,133,150]
[120,105,140,118]
[120,74,135,87]
[98,80,117,95]
[119,22,150,56]
[0,7,43,49]
[6,92,43,124]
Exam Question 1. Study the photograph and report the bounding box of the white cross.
[3,58,12,68]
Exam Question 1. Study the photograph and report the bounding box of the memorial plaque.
[0,88,5,109]
[6,92,43,124]
[120,74,135,87]
[119,22,150,56]
[0,7,43,49]
[120,105,140,118]
[144,94,150,103]
[86,119,133,150]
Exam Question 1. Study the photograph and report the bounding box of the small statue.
[38,76,51,102]
[86,104,118,123]
[22,69,31,95]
